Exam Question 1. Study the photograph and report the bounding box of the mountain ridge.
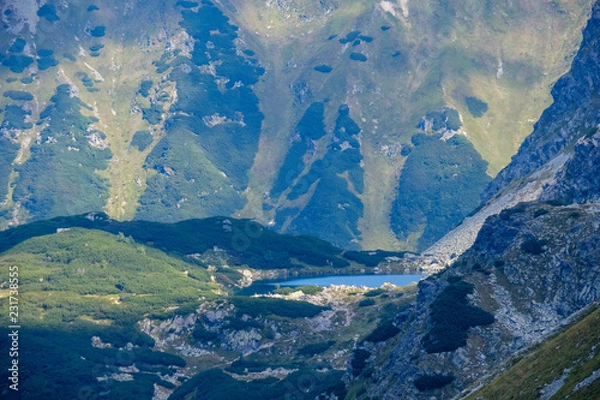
[0,0,593,251]
[354,3,600,396]
[2,4,600,397]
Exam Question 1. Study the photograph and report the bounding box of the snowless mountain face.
[0,0,593,251]
[353,3,600,398]
[2,3,600,399]
[427,0,600,264]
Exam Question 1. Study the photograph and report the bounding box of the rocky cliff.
[540,128,600,204]
[364,203,600,399]
[363,3,600,397]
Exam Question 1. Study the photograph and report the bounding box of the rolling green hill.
[0,212,411,274]
[0,217,416,400]
[0,227,218,326]
[0,227,217,399]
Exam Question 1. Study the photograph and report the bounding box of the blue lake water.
[274,274,425,288]
[237,274,425,296]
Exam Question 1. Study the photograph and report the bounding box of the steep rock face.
[482,2,600,203]
[371,4,600,396]
[371,203,600,399]
[540,129,600,204]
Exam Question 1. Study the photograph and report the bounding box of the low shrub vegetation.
[363,321,400,343]
[131,130,153,151]
[229,297,329,318]
[169,367,343,400]
[423,279,494,353]
[521,236,547,255]
[358,298,376,307]
[297,340,336,357]
[391,133,491,251]
[343,250,408,266]
[349,52,368,62]
[314,64,333,73]
[3,90,34,101]
[465,96,488,118]
[351,349,371,376]
[364,288,387,297]
[414,374,455,391]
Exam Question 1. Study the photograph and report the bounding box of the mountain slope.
[464,303,600,400]
[0,0,593,250]
[356,4,600,397]
[482,0,600,204]
[425,0,600,263]
[228,0,593,250]
[356,202,600,399]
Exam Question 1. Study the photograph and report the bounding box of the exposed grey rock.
[540,368,571,400]
[222,328,263,354]
[371,204,600,399]
[541,129,600,204]
[573,368,600,392]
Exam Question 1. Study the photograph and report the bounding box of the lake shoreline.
[236,273,426,296]
[244,262,426,283]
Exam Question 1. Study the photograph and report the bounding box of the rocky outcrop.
[541,128,600,204]
[371,203,600,399]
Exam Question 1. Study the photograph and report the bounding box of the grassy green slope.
[0,0,259,225]
[0,227,218,399]
[0,1,176,225]
[230,0,593,250]
[0,0,593,250]
[463,304,600,400]
[0,228,217,326]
